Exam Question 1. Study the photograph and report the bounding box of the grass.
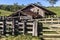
[0,7,60,17]
[0,35,41,40]
[46,7,60,17]
[0,9,13,16]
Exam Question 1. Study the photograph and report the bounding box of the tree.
[0,5,7,10]
[13,3,19,12]
[34,2,42,6]
[0,3,26,12]
[12,3,25,12]
[46,0,59,7]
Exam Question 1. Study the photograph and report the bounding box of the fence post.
[33,20,38,36]
[12,18,15,35]
[23,20,26,35]
[3,17,6,35]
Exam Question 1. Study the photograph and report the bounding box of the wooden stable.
[1,16,60,40]
[0,16,42,36]
[0,4,59,40]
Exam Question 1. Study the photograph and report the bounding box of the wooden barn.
[0,4,57,37]
[9,4,56,19]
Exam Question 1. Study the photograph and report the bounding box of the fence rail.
[1,16,60,40]
[0,16,42,37]
[38,18,60,40]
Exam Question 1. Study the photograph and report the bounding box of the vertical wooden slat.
[23,20,26,35]
[3,16,6,35]
[33,20,38,36]
[12,18,15,35]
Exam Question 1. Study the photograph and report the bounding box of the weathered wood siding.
[30,6,45,17]
[0,16,42,36]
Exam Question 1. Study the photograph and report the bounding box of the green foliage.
[0,35,41,40]
[34,2,42,6]
[46,0,59,7]
[0,9,13,16]
[0,6,60,17]
[0,7,60,17]
[0,3,25,12]
[0,12,1,14]
[47,7,60,17]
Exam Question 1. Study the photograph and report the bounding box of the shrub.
[0,35,40,40]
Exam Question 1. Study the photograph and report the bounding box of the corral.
[0,4,60,40]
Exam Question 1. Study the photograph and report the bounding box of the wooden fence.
[38,18,60,40]
[0,16,42,37]
[2,16,60,40]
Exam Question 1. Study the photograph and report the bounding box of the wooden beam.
[32,20,38,36]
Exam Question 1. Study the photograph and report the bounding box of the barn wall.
[30,6,45,17]
[0,16,42,36]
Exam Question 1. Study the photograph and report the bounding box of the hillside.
[0,9,13,16]
[46,7,60,17]
[0,7,60,17]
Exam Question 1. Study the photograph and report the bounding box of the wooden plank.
[43,34,60,36]
[26,23,33,25]
[27,27,33,29]
[32,20,38,36]
[23,21,26,35]
[27,31,33,33]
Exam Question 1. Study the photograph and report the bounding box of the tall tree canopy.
[46,0,59,7]
[0,3,25,12]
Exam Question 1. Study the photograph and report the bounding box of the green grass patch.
[0,9,13,16]
[0,35,41,40]
[0,7,60,17]
[46,7,60,17]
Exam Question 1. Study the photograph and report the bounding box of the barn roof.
[21,4,56,15]
[9,10,26,17]
[9,4,56,18]
[9,10,42,18]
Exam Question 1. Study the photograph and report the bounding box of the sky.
[0,0,60,6]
